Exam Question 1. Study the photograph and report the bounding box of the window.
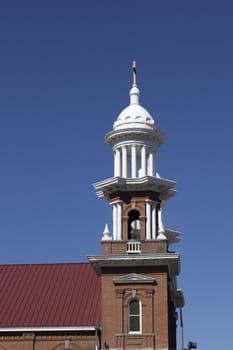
[128,298,141,333]
[128,210,140,240]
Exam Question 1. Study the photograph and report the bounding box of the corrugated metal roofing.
[0,263,100,327]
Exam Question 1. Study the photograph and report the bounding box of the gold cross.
[132,60,137,85]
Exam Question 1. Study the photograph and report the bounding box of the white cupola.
[105,61,164,179]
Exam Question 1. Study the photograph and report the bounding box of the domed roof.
[113,85,155,131]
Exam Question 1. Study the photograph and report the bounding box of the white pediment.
[113,273,156,285]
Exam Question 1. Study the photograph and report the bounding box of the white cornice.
[93,176,176,200]
[105,128,164,148]
[88,252,180,277]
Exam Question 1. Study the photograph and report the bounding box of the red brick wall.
[101,267,172,350]
[0,332,98,350]
[101,240,167,255]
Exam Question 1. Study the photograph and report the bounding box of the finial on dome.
[130,60,140,105]
[132,60,137,86]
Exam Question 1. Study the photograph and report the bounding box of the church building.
[0,63,184,350]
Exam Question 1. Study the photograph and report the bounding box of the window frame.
[128,298,142,334]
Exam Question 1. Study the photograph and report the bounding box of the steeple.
[90,62,184,350]
[94,62,179,245]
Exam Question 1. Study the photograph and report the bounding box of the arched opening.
[128,298,141,333]
[128,210,140,240]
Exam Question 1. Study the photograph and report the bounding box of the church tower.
[89,62,184,350]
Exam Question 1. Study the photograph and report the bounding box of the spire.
[102,223,111,241]
[130,60,140,105]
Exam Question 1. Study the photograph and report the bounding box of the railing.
[126,241,141,253]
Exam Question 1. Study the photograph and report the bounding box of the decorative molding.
[115,289,125,298]
[113,273,156,285]
[145,289,154,298]
[93,176,176,200]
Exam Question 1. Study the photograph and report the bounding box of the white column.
[141,145,146,177]
[146,200,152,239]
[157,201,167,240]
[131,144,137,178]
[153,150,157,175]
[117,201,122,240]
[115,148,121,177]
[148,151,154,176]
[122,146,128,178]
[114,150,117,177]
[112,204,118,240]
[152,201,157,239]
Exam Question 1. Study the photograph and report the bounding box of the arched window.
[128,210,140,240]
[128,298,141,333]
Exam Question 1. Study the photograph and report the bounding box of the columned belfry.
[89,62,184,350]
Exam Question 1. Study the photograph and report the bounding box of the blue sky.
[0,1,233,349]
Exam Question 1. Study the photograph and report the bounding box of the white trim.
[0,326,99,333]
[93,176,176,200]
[88,252,180,277]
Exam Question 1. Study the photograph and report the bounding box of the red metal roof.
[0,263,100,328]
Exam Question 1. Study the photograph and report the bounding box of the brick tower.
[89,62,184,350]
